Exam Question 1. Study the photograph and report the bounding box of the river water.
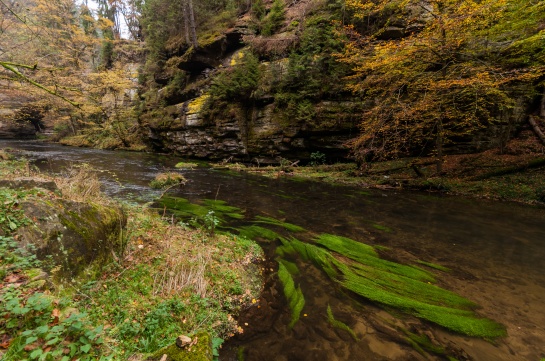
[2,140,545,361]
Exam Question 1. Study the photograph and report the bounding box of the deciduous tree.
[339,0,543,172]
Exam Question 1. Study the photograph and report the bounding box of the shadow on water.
[2,140,545,361]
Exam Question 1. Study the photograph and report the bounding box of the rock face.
[0,90,38,139]
[146,97,359,164]
[16,196,126,277]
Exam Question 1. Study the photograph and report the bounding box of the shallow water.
[2,140,545,360]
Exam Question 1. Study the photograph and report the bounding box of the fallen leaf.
[50,308,60,325]
[4,274,25,283]
[0,334,12,349]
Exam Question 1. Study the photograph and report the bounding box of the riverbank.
[222,135,545,206]
[0,155,263,360]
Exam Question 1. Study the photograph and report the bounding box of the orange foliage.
[338,0,542,166]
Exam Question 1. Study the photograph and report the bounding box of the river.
[2,140,544,361]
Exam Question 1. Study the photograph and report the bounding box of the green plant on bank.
[309,151,327,166]
[326,304,358,341]
[0,236,111,360]
[1,159,263,360]
[72,205,263,357]
[203,210,220,234]
[0,188,32,234]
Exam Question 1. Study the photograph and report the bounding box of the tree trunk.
[528,116,545,146]
[436,119,443,173]
[183,1,191,45]
[187,0,198,48]
[540,92,545,118]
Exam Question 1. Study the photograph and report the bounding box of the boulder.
[16,197,126,277]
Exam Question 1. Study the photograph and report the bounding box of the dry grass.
[55,164,106,203]
[153,227,210,298]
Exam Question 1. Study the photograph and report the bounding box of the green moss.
[277,261,305,328]
[147,332,213,361]
[150,172,187,189]
[254,216,305,232]
[175,162,199,169]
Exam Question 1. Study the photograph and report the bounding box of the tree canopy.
[338,0,545,169]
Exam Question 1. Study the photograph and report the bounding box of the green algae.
[372,223,392,232]
[277,236,506,339]
[277,261,305,328]
[159,197,245,222]
[314,234,434,282]
[278,259,299,276]
[237,225,281,242]
[416,260,451,272]
[402,329,445,356]
[160,197,209,219]
[254,216,306,232]
[202,199,245,219]
[326,304,358,341]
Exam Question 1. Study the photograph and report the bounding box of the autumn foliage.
[338,0,545,170]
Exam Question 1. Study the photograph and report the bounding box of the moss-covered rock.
[16,197,126,277]
[146,332,213,361]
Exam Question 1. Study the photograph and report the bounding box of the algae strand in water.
[281,235,506,339]
[326,304,358,341]
[277,260,305,328]
[254,216,306,232]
